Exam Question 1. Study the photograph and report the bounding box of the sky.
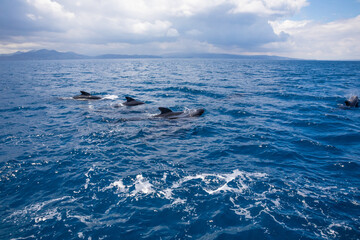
[0,0,359,60]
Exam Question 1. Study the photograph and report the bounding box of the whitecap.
[130,174,154,196]
[106,170,267,203]
[110,180,128,193]
[175,169,267,195]
[159,188,173,199]
[78,232,84,239]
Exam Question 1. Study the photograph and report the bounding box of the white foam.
[130,175,154,196]
[58,97,73,100]
[113,103,124,107]
[111,180,128,193]
[106,169,267,201]
[106,174,156,197]
[230,197,252,219]
[162,172,168,182]
[84,178,90,189]
[66,211,92,226]
[84,167,95,190]
[85,168,94,178]
[159,188,173,199]
[102,95,119,100]
[172,198,186,205]
[271,198,281,207]
[34,207,61,223]
[173,169,267,195]
[6,196,72,225]
[78,232,84,239]
[8,196,71,219]
[10,235,36,240]
[329,223,352,230]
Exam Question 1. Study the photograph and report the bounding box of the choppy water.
[1,59,360,239]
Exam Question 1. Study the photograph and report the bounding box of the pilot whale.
[73,91,102,100]
[154,107,205,119]
[345,96,359,108]
[123,97,145,106]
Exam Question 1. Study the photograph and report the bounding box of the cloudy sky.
[0,0,359,60]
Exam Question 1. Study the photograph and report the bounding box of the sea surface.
[0,59,360,240]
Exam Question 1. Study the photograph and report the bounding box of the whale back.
[158,107,173,114]
[80,91,91,96]
[345,96,359,107]
[73,91,101,100]
[125,97,136,102]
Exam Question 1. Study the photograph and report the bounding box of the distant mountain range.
[0,49,88,60]
[0,49,295,61]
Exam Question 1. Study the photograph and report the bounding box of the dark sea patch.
[0,59,360,239]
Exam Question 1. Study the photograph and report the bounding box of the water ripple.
[1,59,360,239]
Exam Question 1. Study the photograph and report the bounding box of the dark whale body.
[73,91,102,100]
[123,97,145,106]
[345,96,359,108]
[154,107,205,119]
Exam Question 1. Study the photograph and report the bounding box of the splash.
[106,170,267,200]
[102,95,119,100]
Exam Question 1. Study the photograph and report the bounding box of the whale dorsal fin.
[80,91,91,96]
[125,97,135,102]
[159,107,173,114]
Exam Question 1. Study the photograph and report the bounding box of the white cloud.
[26,13,41,21]
[228,0,309,16]
[269,20,312,34]
[5,0,360,59]
[267,15,360,59]
[166,28,180,37]
[132,20,172,35]
[186,29,202,36]
[6,0,294,48]
[26,0,75,20]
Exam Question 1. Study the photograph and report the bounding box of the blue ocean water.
[0,59,359,239]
